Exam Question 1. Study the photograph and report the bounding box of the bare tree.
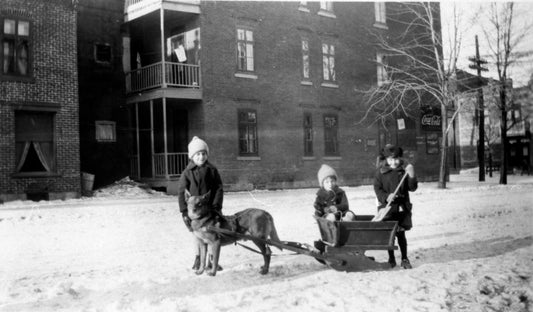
[481,2,532,184]
[357,3,467,188]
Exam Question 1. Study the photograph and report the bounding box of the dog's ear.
[184,189,191,202]
[201,190,211,202]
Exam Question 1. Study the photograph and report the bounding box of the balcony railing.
[153,152,189,177]
[125,61,200,94]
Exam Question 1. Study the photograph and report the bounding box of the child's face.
[323,176,337,191]
[387,156,401,169]
[192,150,208,166]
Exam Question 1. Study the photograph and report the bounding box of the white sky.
[440,1,533,87]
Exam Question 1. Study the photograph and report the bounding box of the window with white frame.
[322,43,335,82]
[302,39,310,80]
[375,2,387,25]
[2,17,31,78]
[237,28,254,72]
[376,52,390,86]
[95,120,116,142]
[299,1,309,12]
[320,1,334,12]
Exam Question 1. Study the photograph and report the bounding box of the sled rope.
[246,191,272,208]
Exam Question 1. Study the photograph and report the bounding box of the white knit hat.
[188,136,209,159]
[317,164,338,187]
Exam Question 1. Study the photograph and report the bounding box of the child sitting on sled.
[313,164,356,222]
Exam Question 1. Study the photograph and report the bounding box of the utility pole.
[469,35,489,182]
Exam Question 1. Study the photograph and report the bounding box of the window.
[304,113,313,156]
[94,43,112,64]
[95,120,116,142]
[375,2,387,25]
[318,1,336,18]
[322,43,335,82]
[238,109,258,156]
[320,1,334,12]
[302,39,310,80]
[15,111,56,175]
[299,1,310,12]
[237,28,254,72]
[2,17,31,78]
[324,115,339,156]
[377,52,390,86]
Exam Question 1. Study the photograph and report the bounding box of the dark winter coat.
[373,162,417,223]
[313,186,349,218]
[178,160,223,214]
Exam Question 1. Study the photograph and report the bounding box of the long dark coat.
[313,186,349,217]
[373,163,417,224]
[178,160,223,214]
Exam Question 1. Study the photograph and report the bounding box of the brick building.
[77,0,130,188]
[454,70,532,173]
[80,1,443,192]
[0,0,80,202]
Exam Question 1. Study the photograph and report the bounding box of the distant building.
[454,69,531,173]
[77,0,444,192]
[0,0,80,202]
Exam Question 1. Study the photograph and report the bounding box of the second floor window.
[375,2,387,24]
[2,17,31,77]
[304,113,313,156]
[238,109,258,155]
[377,52,390,86]
[237,28,254,72]
[94,43,112,64]
[324,115,339,156]
[302,39,310,79]
[322,43,335,82]
[320,1,334,12]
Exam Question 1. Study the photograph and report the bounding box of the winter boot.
[401,258,412,269]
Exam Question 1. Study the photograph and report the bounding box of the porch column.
[163,97,169,179]
[135,102,141,179]
[160,8,167,88]
[150,100,155,178]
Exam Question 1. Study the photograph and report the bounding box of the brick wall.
[0,0,80,202]
[196,1,440,190]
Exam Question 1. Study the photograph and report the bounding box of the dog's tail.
[268,217,283,251]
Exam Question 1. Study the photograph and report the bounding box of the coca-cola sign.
[421,114,441,130]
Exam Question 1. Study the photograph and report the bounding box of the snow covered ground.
[0,173,532,312]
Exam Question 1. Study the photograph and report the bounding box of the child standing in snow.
[373,145,417,269]
[314,164,356,222]
[178,136,224,271]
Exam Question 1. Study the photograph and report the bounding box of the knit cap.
[188,136,209,159]
[317,164,338,187]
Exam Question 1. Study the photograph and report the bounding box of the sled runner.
[207,214,398,272]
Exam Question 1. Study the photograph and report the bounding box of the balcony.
[124,0,200,22]
[125,61,201,100]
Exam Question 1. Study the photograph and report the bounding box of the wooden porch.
[125,61,201,94]
[130,152,188,179]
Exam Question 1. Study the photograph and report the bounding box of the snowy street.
[0,173,532,312]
